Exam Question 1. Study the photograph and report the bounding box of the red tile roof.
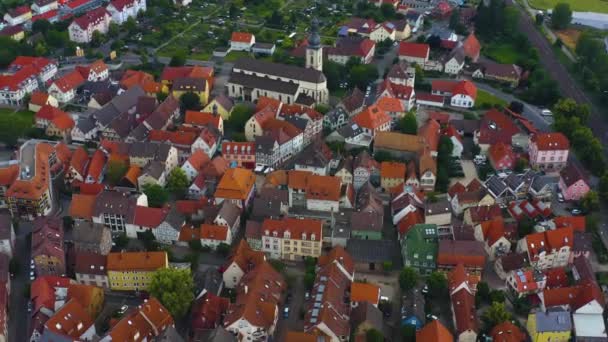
[160,65,213,82]
[52,70,85,93]
[543,281,605,311]
[214,167,255,201]
[72,7,108,30]
[44,299,94,338]
[231,32,254,43]
[531,132,570,150]
[451,287,478,335]
[353,104,391,131]
[30,92,50,106]
[438,240,486,269]
[36,105,66,121]
[488,142,515,169]
[478,109,521,145]
[350,282,380,305]
[452,80,477,99]
[109,0,138,11]
[85,150,106,182]
[200,224,228,241]
[416,320,453,342]
[8,5,30,17]
[462,33,481,60]
[431,80,457,93]
[553,216,585,232]
[419,119,441,152]
[490,321,526,342]
[184,110,222,128]
[186,149,211,170]
[398,42,430,59]
[0,64,37,91]
[148,129,197,147]
[133,206,168,228]
[51,113,75,130]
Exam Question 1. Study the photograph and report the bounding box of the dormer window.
[302,232,307,240]
[311,234,316,241]
[273,231,278,237]
[264,230,269,236]
[284,231,291,239]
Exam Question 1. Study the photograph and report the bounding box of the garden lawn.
[0,109,34,144]
[529,0,608,13]
[483,43,520,64]
[224,51,252,62]
[475,90,508,109]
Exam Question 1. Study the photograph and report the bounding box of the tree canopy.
[169,53,186,67]
[226,104,254,131]
[398,112,418,135]
[482,302,512,329]
[179,92,201,112]
[551,3,572,30]
[166,168,189,198]
[426,271,448,298]
[399,267,418,291]
[149,268,194,318]
[106,159,129,185]
[143,183,169,208]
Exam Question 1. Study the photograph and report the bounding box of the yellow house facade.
[171,78,210,107]
[527,310,572,342]
[203,97,233,120]
[107,251,168,291]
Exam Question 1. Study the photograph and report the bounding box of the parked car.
[118,305,128,315]
[27,302,32,312]
[541,109,553,116]
[29,271,35,281]
[571,208,582,215]
[557,192,564,203]
[283,307,290,318]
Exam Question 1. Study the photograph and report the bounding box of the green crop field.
[529,0,608,13]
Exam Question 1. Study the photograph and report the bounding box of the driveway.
[450,160,478,186]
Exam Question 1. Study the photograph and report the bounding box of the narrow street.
[8,220,33,342]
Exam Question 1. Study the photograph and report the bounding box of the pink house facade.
[558,164,590,201]
[529,133,570,172]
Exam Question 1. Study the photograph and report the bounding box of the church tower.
[306,18,323,72]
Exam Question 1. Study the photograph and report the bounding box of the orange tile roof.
[0,165,18,186]
[352,104,391,130]
[138,297,174,333]
[545,226,573,251]
[285,331,320,342]
[317,246,354,278]
[122,165,141,186]
[106,251,168,272]
[178,224,200,242]
[531,132,570,151]
[256,96,281,112]
[288,170,311,190]
[69,147,89,176]
[553,216,585,232]
[306,175,342,202]
[85,150,106,182]
[185,110,222,127]
[69,194,97,219]
[50,113,75,130]
[148,129,197,146]
[225,240,266,273]
[52,69,85,92]
[418,148,436,175]
[120,69,154,90]
[7,142,54,200]
[214,167,255,201]
[350,282,380,305]
[67,283,102,316]
[462,33,481,59]
[261,217,323,241]
[376,96,404,113]
[380,161,406,179]
[231,31,254,43]
[490,321,526,342]
[106,297,173,340]
[36,105,66,121]
[419,119,441,152]
[452,80,477,99]
[44,299,94,338]
[143,81,162,94]
[30,91,50,106]
[416,320,453,342]
[200,224,228,241]
[186,149,211,170]
[161,65,213,82]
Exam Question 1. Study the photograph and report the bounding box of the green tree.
[482,302,512,329]
[267,10,283,27]
[449,8,460,30]
[383,261,393,272]
[106,159,129,185]
[580,191,600,213]
[304,272,316,290]
[348,64,379,90]
[476,281,490,304]
[143,183,169,208]
[226,104,254,131]
[518,217,534,238]
[32,19,51,34]
[374,151,394,163]
[399,267,418,291]
[514,157,528,173]
[513,296,531,316]
[216,243,231,256]
[124,16,138,33]
[599,173,608,201]
[380,3,396,19]
[366,328,384,342]
[553,98,590,124]
[166,168,189,198]
[179,92,201,112]
[108,22,120,38]
[398,112,418,135]
[90,30,104,48]
[426,272,447,298]
[169,53,186,67]
[402,325,416,342]
[34,42,48,57]
[149,268,194,318]
[489,290,505,303]
[115,233,129,248]
[551,3,572,30]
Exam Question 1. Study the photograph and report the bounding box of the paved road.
[507,0,608,148]
[8,220,33,342]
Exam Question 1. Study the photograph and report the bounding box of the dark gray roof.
[110,112,134,138]
[217,201,241,227]
[212,94,234,112]
[351,211,383,232]
[405,11,422,22]
[294,143,330,168]
[485,175,508,197]
[156,326,185,342]
[136,96,157,116]
[534,308,572,332]
[498,253,528,272]
[251,197,282,219]
[127,123,149,142]
[341,88,365,113]
[387,62,415,81]
[234,57,326,83]
[259,188,288,203]
[145,95,179,130]
[346,239,398,263]
[142,160,165,179]
[425,199,451,216]
[75,116,97,134]
[295,93,316,106]
[93,190,137,220]
[245,220,262,240]
[450,119,479,134]
[72,221,109,245]
[0,213,12,240]
[530,175,558,192]
[252,42,275,50]
[255,135,278,154]
[504,173,524,191]
[228,72,300,95]
[337,122,364,139]
[164,206,184,229]
[573,231,592,254]
[194,266,224,298]
[324,107,348,123]
[351,301,384,333]
[93,85,145,127]
[193,327,236,342]
[284,115,308,131]
[173,77,206,92]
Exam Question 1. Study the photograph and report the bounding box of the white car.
[29,271,35,281]
[541,109,553,116]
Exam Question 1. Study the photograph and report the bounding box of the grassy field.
[224,51,252,62]
[0,109,34,144]
[529,0,608,13]
[475,90,508,109]
[483,43,520,64]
